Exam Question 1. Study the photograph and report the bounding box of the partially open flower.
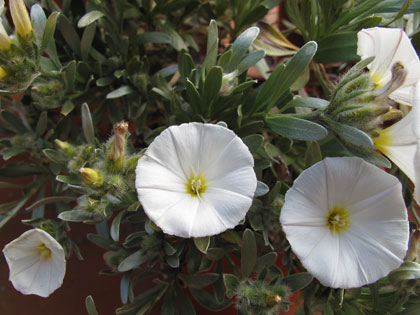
[106,121,128,172]
[357,27,420,105]
[135,122,257,238]
[9,0,32,38]
[373,80,420,203]
[2,228,66,297]
[280,157,409,289]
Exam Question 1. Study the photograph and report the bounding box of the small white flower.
[135,122,257,238]
[3,228,66,297]
[357,27,420,105]
[374,80,420,202]
[280,157,409,289]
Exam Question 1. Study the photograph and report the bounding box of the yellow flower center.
[36,242,52,260]
[371,73,385,89]
[373,128,391,155]
[186,175,207,198]
[326,207,350,234]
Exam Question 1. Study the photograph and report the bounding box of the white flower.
[280,157,409,289]
[357,27,420,105]
[3,228,66,297]
[374,80,420,202]
[135,122,257,238]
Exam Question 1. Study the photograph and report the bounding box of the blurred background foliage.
[0,0,420,314]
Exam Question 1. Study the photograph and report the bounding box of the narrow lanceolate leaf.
[41,12,60,53]
[30,4,47,48]
[266,115,328,141]
[118,250,148,272]
[203,66,222,101]
[106,86,134,99]
[315,32,359,63]
[110,210,126,241]
[223,274,240,298]
[203,19,219,72]
[78,10,105,28]
[236,50,265,75]
[241,229,257,278]
[324,117,374,148]
[280,273,313,291]
[226,27,260,72]
[137,32,171,44]
[287,96,329,109]
[81,103,95,144]
[85,296,99,315]
[254,41,317,112]
[305,141,323,167]
[194,236,210,254]
[178,273,219,289]
[254,181,269,197]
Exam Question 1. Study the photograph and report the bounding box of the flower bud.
[0,66,7,79]
[265,293,282,308]
[80,168,104,188]
[54,139,76,157]
[0,22,11,50]
[106,121,128,173]
[10,0,32,38]
[406,229,420,262]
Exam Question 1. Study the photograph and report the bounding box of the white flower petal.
[281,158,328,212]
[380,143,417,182]
[3,229,66,297]
[137,188,187,221]
[385,111,417,146]
[411,80,420,138]
[135,122,257,237]
[154,196,201,238]
[203,187,253,227]
[208,166,257,197]
[135,155,185,192]
[414,145,420,203]
[280,157,409,289]
[205,135,255,182]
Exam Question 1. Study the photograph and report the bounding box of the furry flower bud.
[0,66,7,79]
[80,168,104,188]
[54,139,76,158]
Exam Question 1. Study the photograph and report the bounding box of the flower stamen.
[186,175,207,198]
[326,207,350,234]
[36,242,52,260]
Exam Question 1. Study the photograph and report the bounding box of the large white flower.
[280,157,409,289]
[357,27,420,105]
[3,228,66,297]
[374,80,420,202]
[135,122,257,238]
